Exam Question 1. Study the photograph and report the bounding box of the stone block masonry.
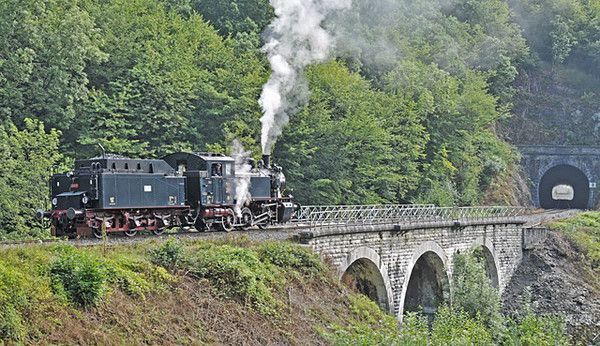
[296,218,526,319]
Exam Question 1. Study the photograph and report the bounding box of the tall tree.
[0,0,105,131]
[0,119,62,239]
[74,0,268,158]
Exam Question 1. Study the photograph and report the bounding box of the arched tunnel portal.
[539,164,590,209]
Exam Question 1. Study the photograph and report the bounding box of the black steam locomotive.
[37,152,296,238]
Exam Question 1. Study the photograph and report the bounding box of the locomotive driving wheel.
[153,215,172,235]
[93,216,111,239]
[239,208,253,231]
[93,228,103,239]
[220,209,236,232]
[124,229,137,237]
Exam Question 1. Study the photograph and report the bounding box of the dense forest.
[0,0,598,238]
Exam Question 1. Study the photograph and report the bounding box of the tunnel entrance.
[341,258,390,311]
[403,252,449,319]
[539,165,590,209]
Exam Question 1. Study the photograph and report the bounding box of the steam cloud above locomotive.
[259,0,351,154]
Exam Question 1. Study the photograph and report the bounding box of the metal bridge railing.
[292,204,529,228]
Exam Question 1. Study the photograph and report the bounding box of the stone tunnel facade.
[519,145,600,209]
[297,219,525,319]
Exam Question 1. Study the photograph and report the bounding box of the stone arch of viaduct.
[298,219,524,318]
[519,145,600,209]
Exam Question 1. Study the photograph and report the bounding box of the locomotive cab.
[163,151,296,230]
[163,152,235,208]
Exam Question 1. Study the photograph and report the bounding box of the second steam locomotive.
[38,152,296,238]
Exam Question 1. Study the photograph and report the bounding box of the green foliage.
[150,237,186,269]
[452,249,505,337]
[0,247,56,342]
[150,239,327,316]
[0,264,30,341]
[430,305,493,345]
[506,0,600,146]
[73,0,267,158]
[50,248,108,307]
[0,0,105,129]
[550,212,600,268]
[0,244,182,343]
[185,244,283,314]
[258,241,325,276]
[190,0,274,37]
[506,312,570,346]
[384,60,514,205]
[0,119,62,239]
[276,61,425,205]
[324,296,492,345]
[322,294,404,345]
[505,290,571,346]
[106,255,176,299]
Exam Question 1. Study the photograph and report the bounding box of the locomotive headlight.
[52,198,58,206]
[82,195,89,204]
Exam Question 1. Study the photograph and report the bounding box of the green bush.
[106,262,154,299]
[452,249,505,338]
[187,244,283,315]
[150,237,186,269]
[106,256,176,299]
[506,312,570,346]
[430,306,493,345]
[322,294,404,345]
[50,249,108,308]
[258,242,324,276]
[0,264,30,341]
[504,289,570,346]
[0,119,63,240]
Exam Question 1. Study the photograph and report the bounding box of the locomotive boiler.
[38,152,296,238]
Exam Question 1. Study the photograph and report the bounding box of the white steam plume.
[232,140,252,217]
[259,0,351,155]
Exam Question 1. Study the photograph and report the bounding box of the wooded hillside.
[0,0,597,238]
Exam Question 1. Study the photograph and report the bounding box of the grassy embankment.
[0,236,571,345]
[549,211,600,273]
[0,237,397,344]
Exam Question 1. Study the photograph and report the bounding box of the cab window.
[211,163,223,177]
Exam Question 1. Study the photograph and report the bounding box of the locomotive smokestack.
[262,154,271,168]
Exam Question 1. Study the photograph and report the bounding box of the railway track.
[0,225,310,249]
[522,209,583,227]
[0,208,583,249]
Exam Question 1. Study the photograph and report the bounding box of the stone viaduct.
[519,145,600,209]
[296,217,539,319]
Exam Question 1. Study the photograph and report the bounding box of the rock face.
[502,230,600,344]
